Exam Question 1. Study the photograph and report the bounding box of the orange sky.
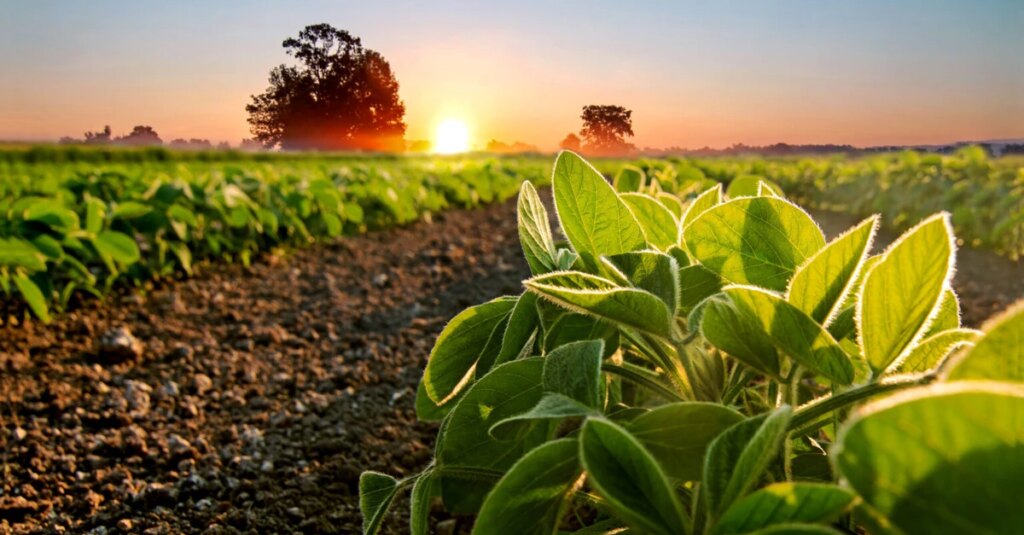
[1,1,1021,149]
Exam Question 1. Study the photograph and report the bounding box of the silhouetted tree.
[579,105,634,155]
[217,141,232,150]
[559,133,582,152]
[84,125,113,145]
[115,126,162,146]
[169,138,213,150]
[240,138,265,151]
[246,24,406,151]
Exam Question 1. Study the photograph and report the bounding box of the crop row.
[0,156,548,323]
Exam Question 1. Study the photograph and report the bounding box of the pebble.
[95,326,144,363]
[168,434,194,457]
[124,381,152,415]
[192,373,213,395]
[12,427,27,441]
[372,273,389,287]
[116,519,133,531]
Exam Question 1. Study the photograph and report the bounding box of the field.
[2,147,1024,534]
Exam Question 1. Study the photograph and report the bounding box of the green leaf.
[437,358,548,513]
[704,406,793,518]
[898,328,980,374]
[946,300,1024,382]
[787,216,877,326]
[542,339,604,407]
[518,181,557,274]
[726,175,775,199]
[495,292,540,367]
[29,234,63,260]
[602,250,680,314]
[700,295,781,378]
[415,379,453,422]
[13,273,50,323]
[834,382,1024,535]
[722,286,854,385]
[525,271,674,338]
[746,524,844,534]
[614,165,645,192]
[580,418,690,535]
[409,471,439,535]
[24,204,80,234]
[684,197,825,292]
[85,197,106,234]
[857,214,954,375]
[0,238,48,271]
[473,310,513,378]
[657,191,686,219]
[358,471,400,535]
[423,297,517,405]
[925,289,961,337]
[543,312,618,356]
[712,482,856,535]
[474,439,582,535]
[111,201,152,220]
[627,402,744,482]
[679,183,722,237]
[621,193,679,250]
[94,230,141,265]
[169,242,193,275]
[679,264,723,313]
[552,151,646,270]
[489,393,596,440]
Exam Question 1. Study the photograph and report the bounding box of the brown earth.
[1,198,1022,535]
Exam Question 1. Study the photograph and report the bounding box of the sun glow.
[433,119,471,154]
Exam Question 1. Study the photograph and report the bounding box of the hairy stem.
[603,362,686,402]
[789,372,937,431]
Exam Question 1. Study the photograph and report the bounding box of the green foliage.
[0,152,549,322]
[359,151,1024,534]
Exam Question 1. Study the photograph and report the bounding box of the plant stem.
[788,372,937,431]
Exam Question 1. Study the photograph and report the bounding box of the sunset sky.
[1,0,1021,149]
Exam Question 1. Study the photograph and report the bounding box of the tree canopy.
[579,105,635,155]
[246,24,406,151]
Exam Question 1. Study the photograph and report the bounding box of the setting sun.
[433,119,470,154]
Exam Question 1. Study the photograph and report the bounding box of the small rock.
[160,380,180,399]
[194,498,214,512]
[116,518,133,531]
[12,427,27,441]
[372,273,389,287]
[125,381,152,416]
[168,434,194,458]
[191,374,213,395]
[437,519,457,535]
[286,506,303,519]
[95,327,144,363]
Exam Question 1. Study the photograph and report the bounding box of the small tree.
[559,133,582,152]
[84,125,112,145]
[116,126,162,146]
[579,105,634,155]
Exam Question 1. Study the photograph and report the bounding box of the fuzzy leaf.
[787,216,876,325]
[857,214,954,375]
[704,406,793,518]
[93,230,141,265]
[684,197,824,292]
[552,151,646,270]
[409,471,439,535]
[700,295,781,378]
[712,482,856,535]
[489,393,596,440]
[543,339,604,407]
[679,183,722,237]
[621,193,679,250]
[946,300,1024,382]
[473,439,582,535]
[602,251,680,314]
[437,359,547,513]
[835,382,1024,535]
[526,271,674,338]
[13,273,50,323]
[518,181,557,274]
[614,165,645,192]
[423,297,517,405]
[580,418,690,535]
[627,402,744,482]
[723,286,854,385]
[898,328,980,374]
[495,292,540,367]
[359,471,399,535]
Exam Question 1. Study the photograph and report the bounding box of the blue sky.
[1,0,1021,148]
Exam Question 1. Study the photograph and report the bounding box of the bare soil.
[1,199,1021,534]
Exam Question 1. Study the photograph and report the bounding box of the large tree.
[579,105,634,155]
[246,24,406,151]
